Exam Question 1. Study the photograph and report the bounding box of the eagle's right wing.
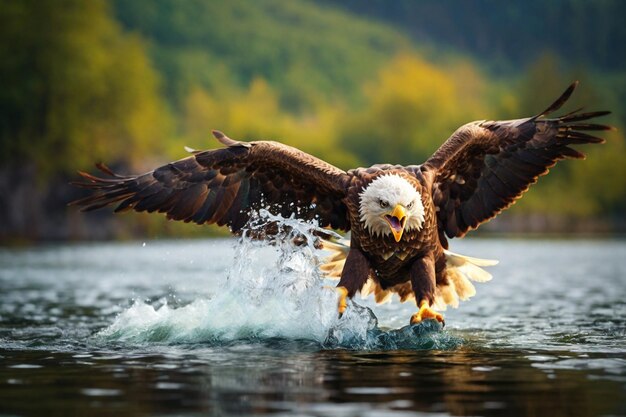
[423,82,612,241]
[71,131,351,232]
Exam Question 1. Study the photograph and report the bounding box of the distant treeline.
[320,0,626,73]
[0,0,624,242]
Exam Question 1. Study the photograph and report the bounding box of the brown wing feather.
[70,133,351,232]
[424,82,613,241]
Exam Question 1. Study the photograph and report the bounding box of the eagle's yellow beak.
[384,204,407,242]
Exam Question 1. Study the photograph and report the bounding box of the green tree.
[0,0,170,177]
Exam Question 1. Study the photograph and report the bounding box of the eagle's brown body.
[340,166,445,306]
[71,83,612,324]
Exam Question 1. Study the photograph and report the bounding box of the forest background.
[1,0,625,243]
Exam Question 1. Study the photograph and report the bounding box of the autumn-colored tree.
[338,54,487,166]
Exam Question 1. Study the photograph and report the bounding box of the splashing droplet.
[97,210,461,350]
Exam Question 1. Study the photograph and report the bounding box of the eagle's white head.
[359,174,425,242]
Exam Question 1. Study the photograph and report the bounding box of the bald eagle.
[71,82,611,325]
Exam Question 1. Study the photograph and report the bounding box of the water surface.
[1,235,625,416]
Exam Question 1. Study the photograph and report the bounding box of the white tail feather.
[434,249,498,311]
[319,237,350,279]
[444,249,499,267]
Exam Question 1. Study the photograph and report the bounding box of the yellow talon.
[410,300,444,326]
[336,286,349,316]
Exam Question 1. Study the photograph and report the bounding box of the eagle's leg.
[336,247,371,317]
[409,254,445,326]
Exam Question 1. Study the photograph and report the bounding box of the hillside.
[0,0,624,242]
[321,0,626,73]
[112,0,411,110]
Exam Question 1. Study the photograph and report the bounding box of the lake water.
[0,231,625,416]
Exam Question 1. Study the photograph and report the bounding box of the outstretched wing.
[424,82,612,241]
[71,131,351,232]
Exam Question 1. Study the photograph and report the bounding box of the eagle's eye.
[407,201,414,209]
[379,199,389,208]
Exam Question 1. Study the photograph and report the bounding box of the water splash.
[98,210,461,350]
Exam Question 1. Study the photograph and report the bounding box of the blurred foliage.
[321,0,626,73]
[0,0,171,178]
[339,54,487,165]
[112,0,410,112]
[0,0,624,241]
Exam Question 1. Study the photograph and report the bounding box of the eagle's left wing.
[70,131,351,233]
[423,82,612,242]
